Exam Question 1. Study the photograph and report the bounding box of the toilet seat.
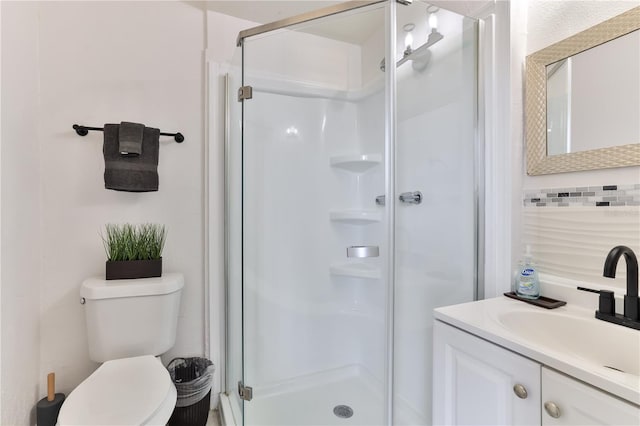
[58,355,176,426]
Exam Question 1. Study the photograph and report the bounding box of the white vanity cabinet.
[433,320,541,425]
[541,367,640,425]
[433,320,640,426]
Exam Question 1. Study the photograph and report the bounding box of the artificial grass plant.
[102,223,166,261]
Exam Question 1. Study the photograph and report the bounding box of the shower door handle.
[379,192,423,205]
[399,191,422,205]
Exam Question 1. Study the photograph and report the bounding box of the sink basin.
[498,310,640,376]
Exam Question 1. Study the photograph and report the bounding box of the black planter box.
[105,258,162,280]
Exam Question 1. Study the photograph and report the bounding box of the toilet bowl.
[58,274,184,425]
[57,355,177,426]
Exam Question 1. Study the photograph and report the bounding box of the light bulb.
[405,32,413,50]
[428,12,438,32]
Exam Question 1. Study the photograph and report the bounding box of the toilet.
[57,273,184,426]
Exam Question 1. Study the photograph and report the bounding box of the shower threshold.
[245,365,382,426]
[240,365,424,426]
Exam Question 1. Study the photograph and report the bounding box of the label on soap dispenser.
[517,268,538,296]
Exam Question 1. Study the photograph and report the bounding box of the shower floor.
[243,365,425,426]
[245,365,383,426]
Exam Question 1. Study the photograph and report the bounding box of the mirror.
[526,7,640,175]
[546,30,639,156]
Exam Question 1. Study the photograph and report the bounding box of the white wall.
[526,1,638,54]
[1,3,42,424]
[1,1,207,422]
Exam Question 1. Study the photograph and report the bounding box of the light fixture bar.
[396,31,443,68]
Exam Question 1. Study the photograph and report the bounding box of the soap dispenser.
[516,245,540,299]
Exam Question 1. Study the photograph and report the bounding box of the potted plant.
[102,223,166,280]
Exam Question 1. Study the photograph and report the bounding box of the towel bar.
[73,124,184,143]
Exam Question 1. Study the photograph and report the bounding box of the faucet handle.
[577,287,615,315]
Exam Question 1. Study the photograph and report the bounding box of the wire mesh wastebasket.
[167,357,215,426]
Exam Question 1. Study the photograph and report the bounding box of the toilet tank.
[81,273,184,363]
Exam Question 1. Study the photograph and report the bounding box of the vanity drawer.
[542,367,640,425]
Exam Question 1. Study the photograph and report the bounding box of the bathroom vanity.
[433,296,640,425]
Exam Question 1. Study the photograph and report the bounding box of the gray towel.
[119,121,144,156]
[104,124,160,192]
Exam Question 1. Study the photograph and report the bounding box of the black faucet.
[578,245,640,330]
[604,245,639,321]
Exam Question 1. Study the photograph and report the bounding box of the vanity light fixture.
[427,5,439,33]
[403,23,415,57]
[379,8,444,72]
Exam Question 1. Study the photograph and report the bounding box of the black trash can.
[167,357,215,426]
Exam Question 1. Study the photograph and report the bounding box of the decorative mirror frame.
[525,6,640,175]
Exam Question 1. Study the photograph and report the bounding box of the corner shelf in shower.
[329,154,382,173]
[330,263,381,280]
[329,210,382,225]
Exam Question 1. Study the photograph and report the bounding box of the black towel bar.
[73,124,184,143]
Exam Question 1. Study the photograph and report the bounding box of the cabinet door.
[433,320,541,425]
[542,367,640,425]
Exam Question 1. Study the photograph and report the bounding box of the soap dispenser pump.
[516,245,540,299]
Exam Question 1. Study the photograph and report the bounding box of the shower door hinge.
[238,381,253,401]
[238,86,253,102]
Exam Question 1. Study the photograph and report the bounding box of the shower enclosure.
[224,1,481,424]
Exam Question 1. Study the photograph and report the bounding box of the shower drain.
[333,405,354,419]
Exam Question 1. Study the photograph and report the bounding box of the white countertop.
[434,296,640,406]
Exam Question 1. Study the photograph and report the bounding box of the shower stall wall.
[224,1,481,425]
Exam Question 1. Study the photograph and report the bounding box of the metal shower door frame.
[236,2,399,425]
[227,0,498,424]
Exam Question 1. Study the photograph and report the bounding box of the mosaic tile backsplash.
[524,184,640,207]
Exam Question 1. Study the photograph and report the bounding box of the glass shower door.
[240,4,390,425]
[393,3,479,424]
[225,47,245,425]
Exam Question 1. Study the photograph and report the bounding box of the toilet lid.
[58,355,174,425]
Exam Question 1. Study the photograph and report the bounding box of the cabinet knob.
[513,384,528,399]
[544,401,561,418]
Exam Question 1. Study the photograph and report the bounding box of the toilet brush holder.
[36,373,65,426]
